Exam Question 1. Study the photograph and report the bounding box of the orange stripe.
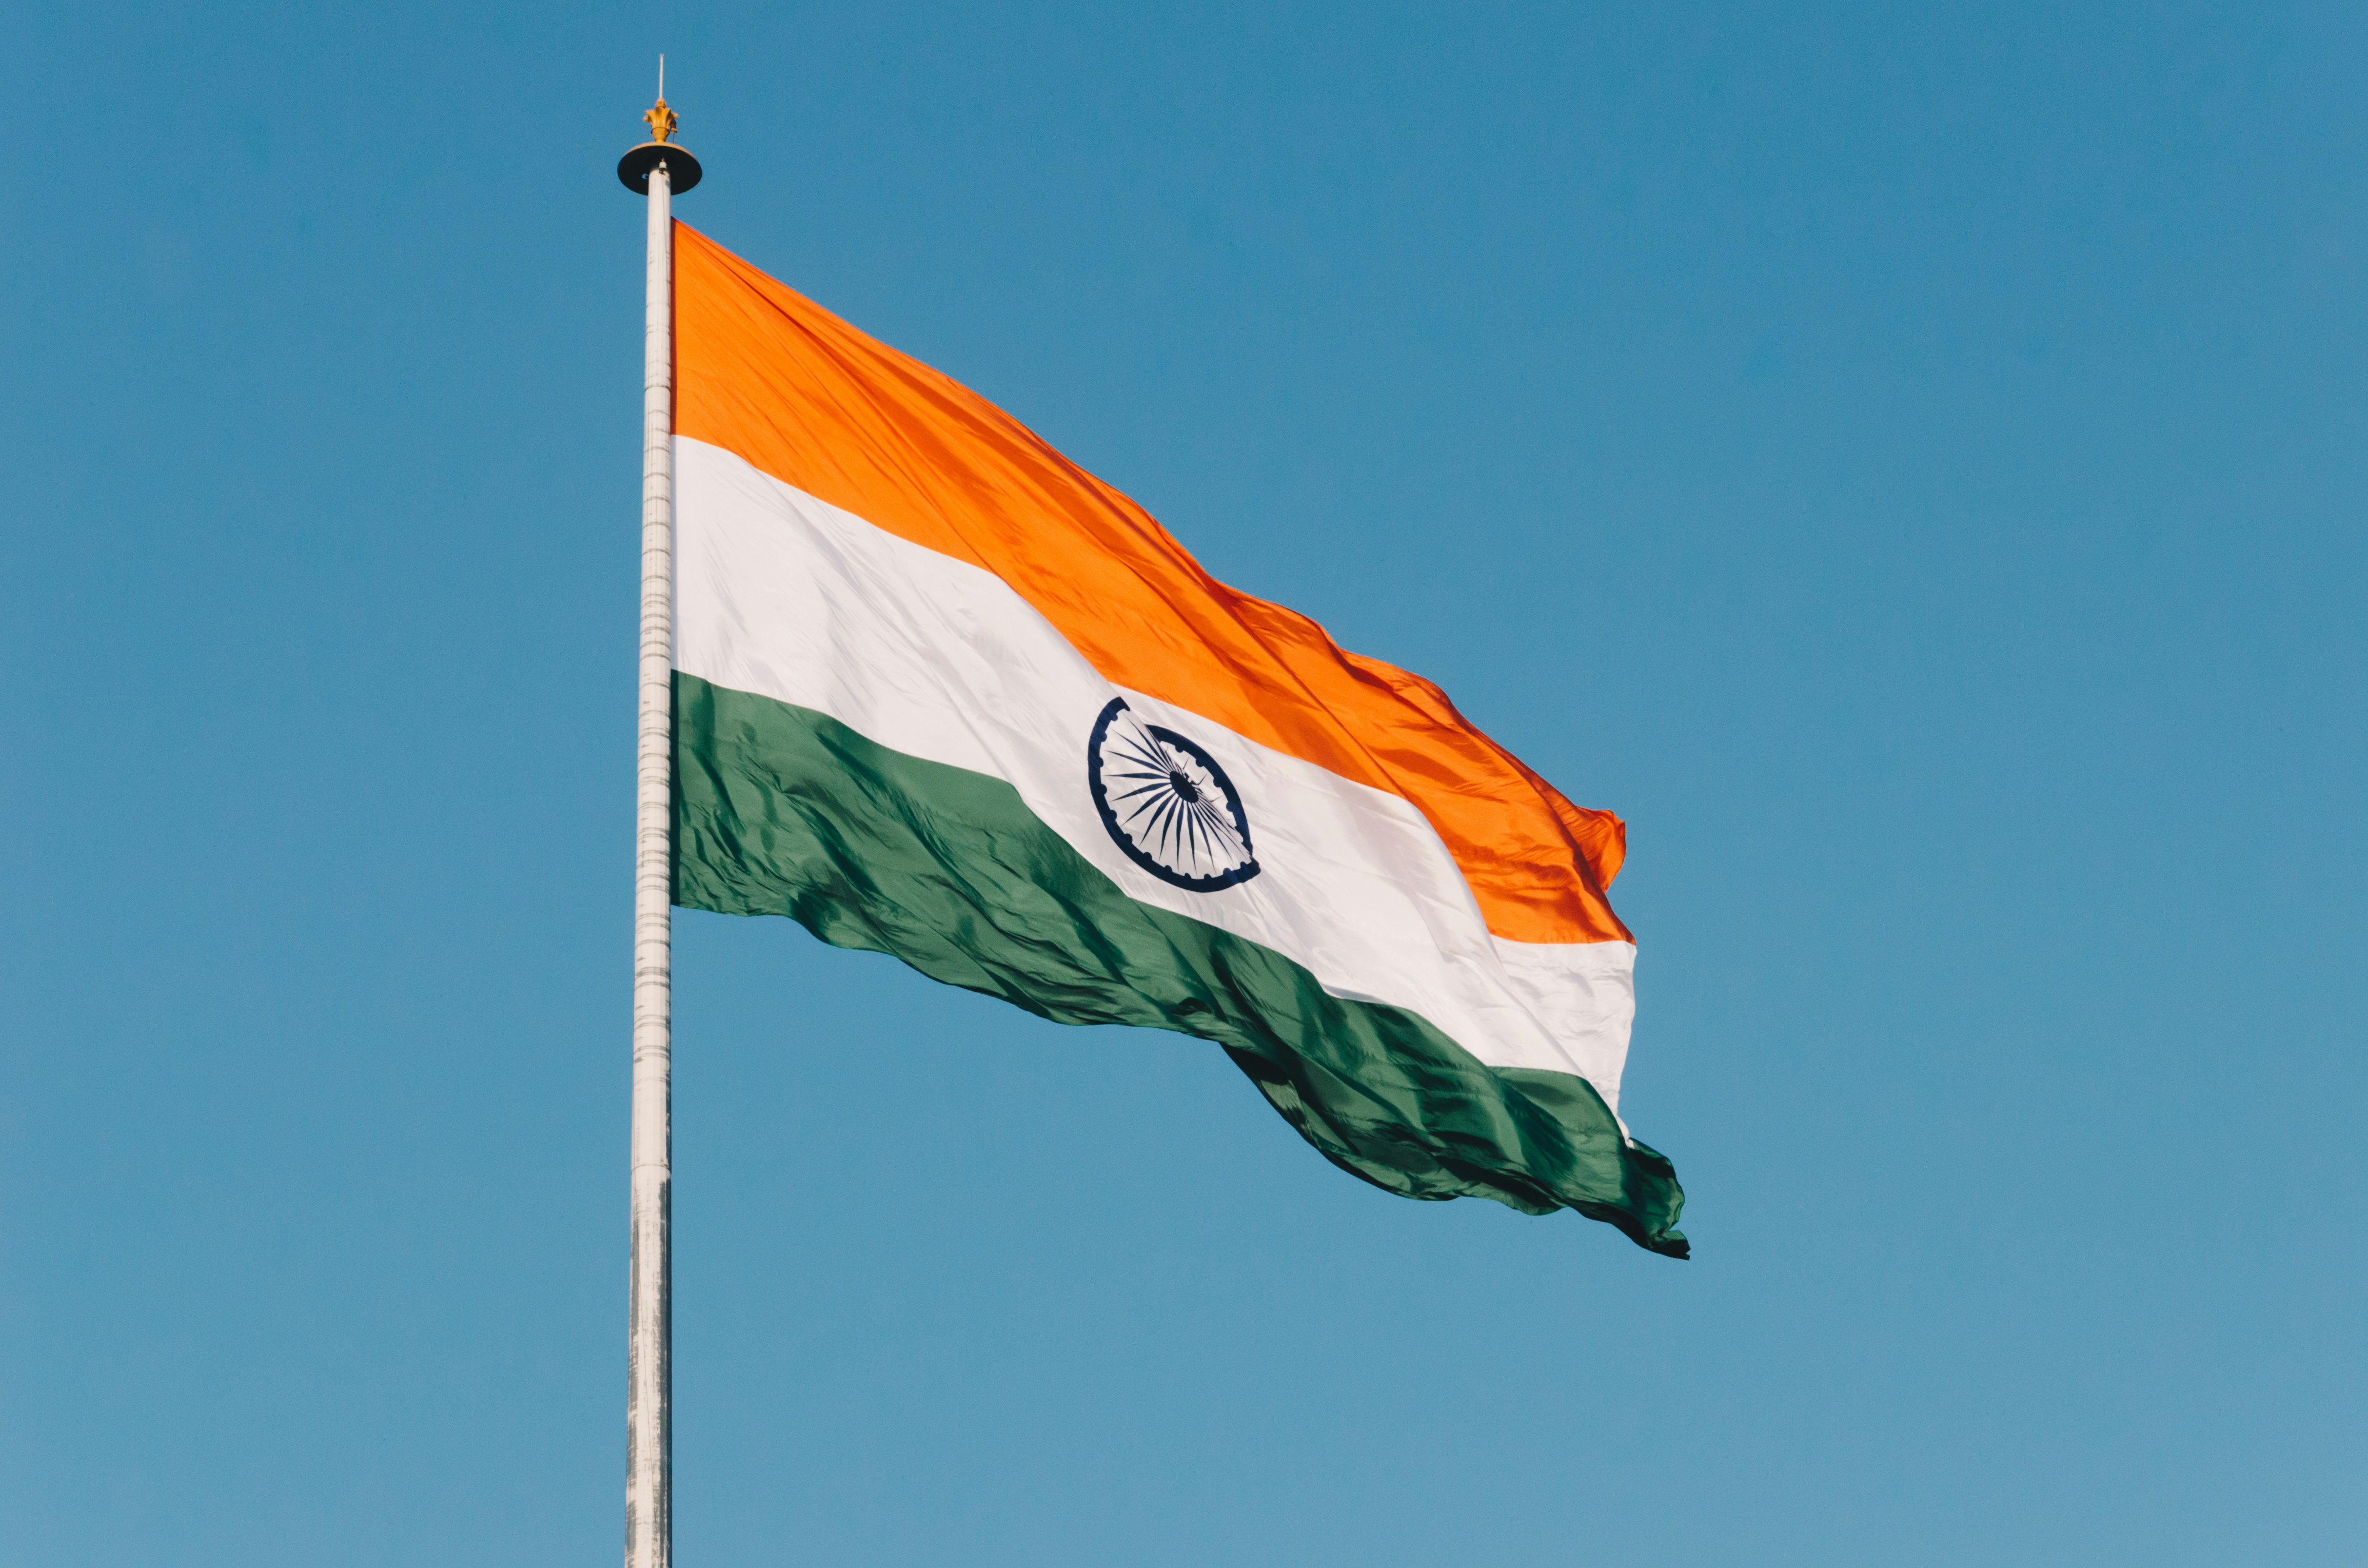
[674,223,1632,946]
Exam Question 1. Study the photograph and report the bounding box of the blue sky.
[4,2,2363,1564]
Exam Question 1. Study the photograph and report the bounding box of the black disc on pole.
[618,142,702,195]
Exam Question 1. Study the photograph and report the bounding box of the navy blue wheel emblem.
[1086,698,1261,891]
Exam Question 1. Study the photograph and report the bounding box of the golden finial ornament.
[616,57,703,195]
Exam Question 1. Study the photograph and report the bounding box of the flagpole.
[618,85,700,1568]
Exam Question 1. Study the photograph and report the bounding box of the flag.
[669,224,1687,1256]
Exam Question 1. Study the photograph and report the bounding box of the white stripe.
[673,437,1637,1112]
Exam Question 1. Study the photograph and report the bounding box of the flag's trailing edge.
[669,223,1687,1257]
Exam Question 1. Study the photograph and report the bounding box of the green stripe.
[673,672,1687,1257]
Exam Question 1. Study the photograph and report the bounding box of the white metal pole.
[626,155,675,1568]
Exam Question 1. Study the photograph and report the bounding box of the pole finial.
[619,61,701,195]
[642,54,677,142]
[643,96,677,145]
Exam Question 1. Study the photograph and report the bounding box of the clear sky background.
[4,2,2363,1564]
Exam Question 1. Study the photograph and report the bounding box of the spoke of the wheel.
[1115,731,1168,773]
[1193,800,1233,857]
[1143,792,1178,857]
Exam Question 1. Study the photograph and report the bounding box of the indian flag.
[670,224,1688,1257]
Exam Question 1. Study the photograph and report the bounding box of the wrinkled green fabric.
[674,672,1686,1258]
